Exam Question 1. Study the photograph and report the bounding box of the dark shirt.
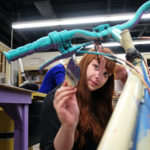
[38,64,65,94]
[40,85,98,150]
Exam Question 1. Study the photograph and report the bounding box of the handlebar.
[3,1,150,70]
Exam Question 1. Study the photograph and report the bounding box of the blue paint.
[132,62,150,150]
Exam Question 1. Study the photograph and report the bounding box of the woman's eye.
[94,64,99,70]
[104,72,109,78]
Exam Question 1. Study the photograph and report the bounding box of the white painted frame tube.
[97,62,145,150]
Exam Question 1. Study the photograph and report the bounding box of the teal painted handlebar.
[3,1,150,70]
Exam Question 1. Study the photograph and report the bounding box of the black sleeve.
[40,85,61,150]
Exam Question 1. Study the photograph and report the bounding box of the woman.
[40,48,116,150]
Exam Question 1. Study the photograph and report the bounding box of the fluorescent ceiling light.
[87,40,150,48]
[11,13,141,29]
[142,13,150,19]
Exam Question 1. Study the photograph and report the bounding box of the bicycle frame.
[97,30,150,150]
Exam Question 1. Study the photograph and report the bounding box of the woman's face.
[86,57,110,91]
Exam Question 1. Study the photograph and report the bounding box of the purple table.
[0,84,32,150]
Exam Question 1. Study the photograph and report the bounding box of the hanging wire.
[76,40,150,94]
[78,50,150,94]
[104,54,150,95]
[94,38,104,64]
[94,45,100,64]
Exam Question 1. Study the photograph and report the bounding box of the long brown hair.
[75,48,116,147]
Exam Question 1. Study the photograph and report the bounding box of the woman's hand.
[54,81,80,131]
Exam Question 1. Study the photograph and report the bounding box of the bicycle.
[3,1,150,150]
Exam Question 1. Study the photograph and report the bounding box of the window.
[147,59,150,67]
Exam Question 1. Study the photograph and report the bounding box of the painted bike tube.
[3,1,150,66]
[3,36,53,63]
[97,61,145,150]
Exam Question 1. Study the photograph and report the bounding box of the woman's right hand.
[54,81,80,131]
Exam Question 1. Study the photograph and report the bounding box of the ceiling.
[0,0,150,53]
